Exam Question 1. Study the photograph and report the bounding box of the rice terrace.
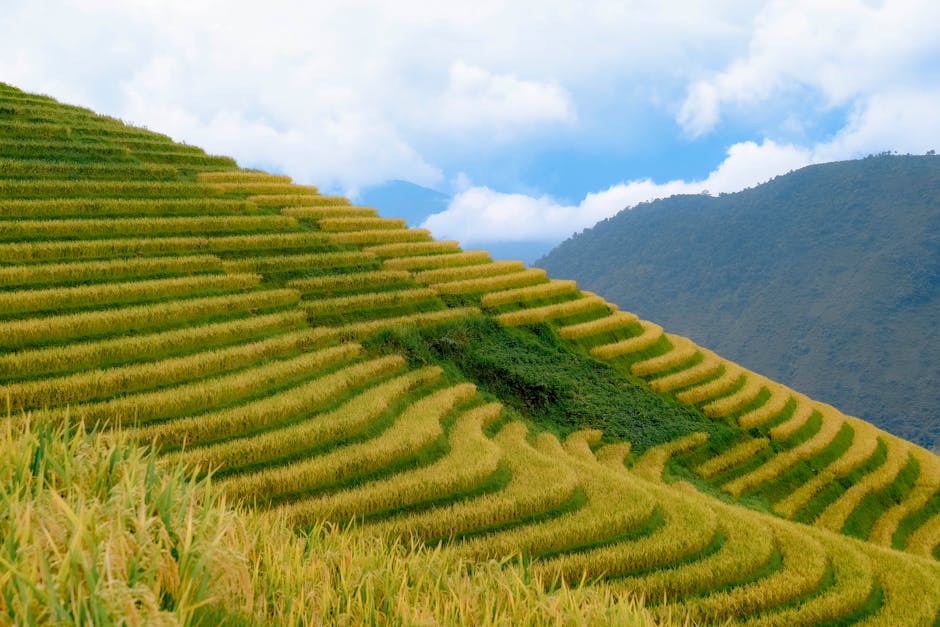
[1,81,939,625]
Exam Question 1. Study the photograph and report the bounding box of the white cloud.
[436,62,574,136]
[423,139,813,244]
[677,0,940,137]
[813,88,940,161]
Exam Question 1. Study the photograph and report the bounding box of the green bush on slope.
[365,315,735,453]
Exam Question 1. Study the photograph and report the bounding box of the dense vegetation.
[2,81,940,625]
[537,156,940,450]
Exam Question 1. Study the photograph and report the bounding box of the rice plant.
[3,328,319,411]
[590,320,664,361]
[629,334,698,377]
[768,395,818,441]
[221,251,376,274]
[327,228,433,245]
[276,402,504,523]
[904,509,940,557]
[363,422,580,542]
[631,432,709,481]
[612,500,775,602]
[138,353,405,449]
[414,260,525,285]
[0,198,257,219]
[222,383,477,503]
[737,386,793,429]
[0,254,222,288]
[481,279,578,308]
[674,366,743,406]
[648,350,722,393]
[0,309,306,380]
[0,289,299,350]
[695,437,770,480]
[666,521,828,624]
[203,182,318,195]
[494,295,609,326]
[247,194,349,207]
[433,268,548,296]
[457,430,659,565]
[307,307,480,343]
[527,478,720,585]
[77,343,361,427]
[740,533,874,627]
[0,179,218,199]
[365,240,462,258]
[287,270,413,296]
[318,216,407,231]
[302,288,440,318]
[281,206,377,219]
[0,272,260,317]
[772,419,881,519]
[383,250,491,270]
[870,448,940,546]
[196,171,292,184]
[168,365,439,471]
[700,373,765,418]
[0,232,331,263]
[0,158,177,180]
[0,215,297,240]
[723,407,849,497]
[814,438,912,533]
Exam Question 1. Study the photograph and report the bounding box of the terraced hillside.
[3,81,940,625]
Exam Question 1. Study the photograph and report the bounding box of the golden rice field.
[2,81,939,625]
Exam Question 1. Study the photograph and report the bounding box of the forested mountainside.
[539,155,940,450]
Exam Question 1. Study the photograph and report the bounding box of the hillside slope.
[3,82,940,625]
[538,155,940,450]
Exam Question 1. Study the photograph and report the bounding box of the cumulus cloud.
[423,139,813,243]
[677,0,940,138]
[436,62,575,136]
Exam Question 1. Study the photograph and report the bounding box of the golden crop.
[222,383,477,503]
[870,447,940,547]
[414,259,525,284]
[221,251,376,274]
[383,249,491,270]
[590,320,664,360]
[629,334,697,377]
[168,365,439,471]
[0,309,305,381]
[481,279,577,308]
[495,295,609,326]
[0,272,260,316]
[814,436,912,533]
[0,288,299,350]
[724,406,847,497]
[0,254,222,288]
[647,351,721,393]
[695,437,770,480]
[433,268,548,295]
[773,418,881,519]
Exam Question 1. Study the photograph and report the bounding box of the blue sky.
[2,0,939,250]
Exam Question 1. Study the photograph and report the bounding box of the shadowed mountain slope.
[538,155,940,450]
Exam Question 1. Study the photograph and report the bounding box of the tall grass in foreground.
[0,415,666,626]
